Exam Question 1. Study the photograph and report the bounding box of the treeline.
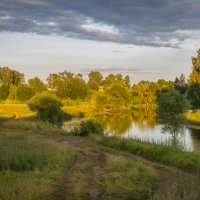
[0,49,200,111]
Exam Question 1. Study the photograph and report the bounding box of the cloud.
[0,0,199,47]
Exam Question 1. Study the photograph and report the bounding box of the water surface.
[95,110,200,152]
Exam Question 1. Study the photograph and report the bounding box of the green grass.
[101,154,159,200]
[90,135,200,173]
[0,133,74,171]
[0,130,75,200]
[2,117,66,134]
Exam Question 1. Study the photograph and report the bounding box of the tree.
[188,49,200,84]
[187,84,200,109]
[174,74,187,94]
[158,89,189,123]
[0,67,24,85]
[0,84,9,100]
[88,71,103,85]
[88,71,103,91]
[67,77,88,100]
[87,79,99,91]
[124,75,130,87]
[27,92,65,125]
[28,77,47,94]
[8,84,18,100]
[16,84,33,102]
[95,82,132,112]
[187,49,200,109]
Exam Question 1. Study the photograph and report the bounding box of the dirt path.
[29,133,199,200]
[1,127,199,200]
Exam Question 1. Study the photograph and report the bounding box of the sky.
[0,0,200,83]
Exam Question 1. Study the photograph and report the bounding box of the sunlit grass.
[0,131,75,200]
[101,154,159,200]
[90,135,200,173]
[2,118,66,134]
[185,110,200,125]
[0,104,34,118]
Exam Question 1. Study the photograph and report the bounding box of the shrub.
[75,120,103,136]
[27,92,68,126]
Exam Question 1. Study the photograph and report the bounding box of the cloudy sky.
[0,0,199,82]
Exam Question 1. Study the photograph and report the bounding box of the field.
[1,103,200,199]
[0,129,75,200]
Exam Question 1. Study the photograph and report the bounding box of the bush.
[27,92,68,126]
[75,120,103,136]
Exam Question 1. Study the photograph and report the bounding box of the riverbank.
[0,125,200,199]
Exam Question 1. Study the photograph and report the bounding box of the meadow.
[0,129,75,200]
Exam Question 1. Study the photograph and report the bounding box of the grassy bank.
[90,135,200,173]
[0,130,75,200]
[2,117,66,134]
[185,110,200,126]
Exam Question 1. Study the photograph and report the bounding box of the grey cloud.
[0,0,199,47]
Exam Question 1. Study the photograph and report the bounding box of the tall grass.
[90,135,200,173]
[101,154,159,200]
[0,131,75,200]
[0,133,74,171]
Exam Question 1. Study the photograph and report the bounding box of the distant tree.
[0,67,24,85]
[16,84,33,102]
[46,73,60,89]
[188,49,200,84]
[187,49,200,109]
[88,79,99,91]
[158,89,190,123]
[88,71,103,90]
[0,84,9,100]
[102,74,116,85]
[96,82,132,111]
[187,84,200,109]
[8,84,18,100]
[174,74,187,94]
[88,71,103,85]
[67,77,88,100]
[28,77,47,94]
[124,75,130,87]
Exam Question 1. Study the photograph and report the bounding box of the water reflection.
[95,109,200,152]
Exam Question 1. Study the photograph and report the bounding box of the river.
[95,110,200,152]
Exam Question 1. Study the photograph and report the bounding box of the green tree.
[0,67,24,85]
[187,49,200,109]
[28,77,47,94]
[67,77,88,100]
[187,84,200,109]
[27,92,66,125]
[158,89,189,123]
[87,79,99,91]
[88,71,103,84]
[95,82,132,112]
[124,75,130,87]
[16,84,33,102]
[174,74,187,94]
[8,84,18,100]
[0,84,9,100]
[188,49,200,84]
